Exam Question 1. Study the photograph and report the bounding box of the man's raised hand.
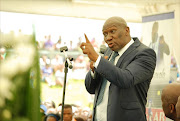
[80,34,99,62]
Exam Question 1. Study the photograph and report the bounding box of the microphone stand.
[60,46,73,121]
[60,59,69,121]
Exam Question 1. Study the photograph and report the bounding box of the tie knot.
[112,51,119,58]
[110,51,119,64]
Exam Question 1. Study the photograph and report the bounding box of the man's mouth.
[108,43,113,48]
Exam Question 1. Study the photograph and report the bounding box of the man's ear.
[125,27,130,36]
[169,104,175,113]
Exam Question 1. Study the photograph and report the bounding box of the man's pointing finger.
[84,33,90,43]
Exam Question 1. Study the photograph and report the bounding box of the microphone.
[99,45,107,54]
[60,46,73,69]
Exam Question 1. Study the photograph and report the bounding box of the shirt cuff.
[90,71,95,79]
[90,55,101,79]
[93,55,101,68]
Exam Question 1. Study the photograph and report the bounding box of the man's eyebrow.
[102,25,118,31]
[102,26,117,32]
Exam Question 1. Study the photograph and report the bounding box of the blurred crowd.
[39,53,91,87]
[38,34,101,87]
[0,30,104,87]
[40,99,92,121]
[37,35,99,52]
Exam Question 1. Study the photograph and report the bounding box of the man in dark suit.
[80,16,156,121]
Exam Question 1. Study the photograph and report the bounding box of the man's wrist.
[93,55,101,68]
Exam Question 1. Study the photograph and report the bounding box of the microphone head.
[99,45,107,54]
[60,46,68,52]
[69,65,73,69]
[68,57,73,61]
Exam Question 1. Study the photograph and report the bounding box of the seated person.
[41,64,55,86]
[40,104,47,121]
[45,107,60,121]
[44,113,60,121]
[161,82,180,121]
[43,35,54,50]
[62,104,74,121]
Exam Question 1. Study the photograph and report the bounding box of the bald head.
[102,16,131,51]
[103,16,127,31]
[161,82,180,120]
[162,82,180,104]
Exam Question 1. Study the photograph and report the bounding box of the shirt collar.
[117,38,134,57]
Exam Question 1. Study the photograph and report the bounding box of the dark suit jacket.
[85,38,156,121]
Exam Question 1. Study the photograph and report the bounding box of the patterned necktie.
[96,51,119,105]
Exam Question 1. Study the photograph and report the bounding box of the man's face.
[63,108,73,121]
[103,25,129,52]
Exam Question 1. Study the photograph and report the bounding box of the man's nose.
[106,34,112,41]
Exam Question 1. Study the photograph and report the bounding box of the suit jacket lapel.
[116,38,141,67]
[96,38,140,90]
